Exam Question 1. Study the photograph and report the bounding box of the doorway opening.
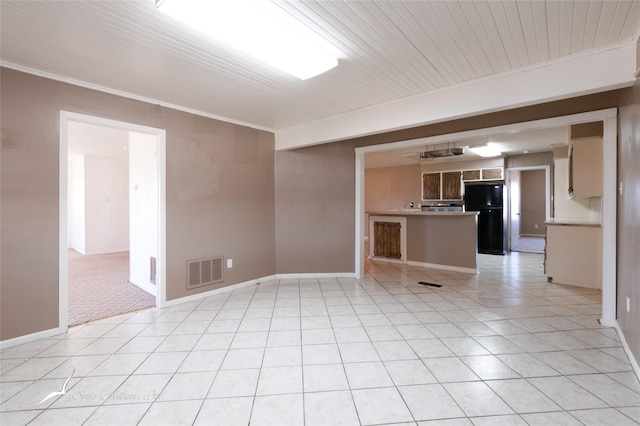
[355,108,617,326]
[507,166,550,254]
[59,111,166,331]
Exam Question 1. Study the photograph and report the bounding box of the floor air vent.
[187,256,224,289]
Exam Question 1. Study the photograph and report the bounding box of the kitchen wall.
[365,165,421,212]
[519,169,546,236]
[0,68,276,341]
[617,80,640,363]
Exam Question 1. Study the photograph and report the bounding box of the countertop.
[368,210,479,217]
[545,218,601,227]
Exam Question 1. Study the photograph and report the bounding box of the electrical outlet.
[619,181,624,195]
[627,296,631,313]
[227,259,233,269]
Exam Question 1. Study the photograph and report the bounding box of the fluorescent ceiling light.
[468,144,502,157]
[157,0,339,80]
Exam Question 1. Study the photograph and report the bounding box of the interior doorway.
[507,167,549,254]
[59,111,167,331]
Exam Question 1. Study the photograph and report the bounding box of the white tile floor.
[1,252,639,425]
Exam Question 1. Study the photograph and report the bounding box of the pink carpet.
[68,250,156,326]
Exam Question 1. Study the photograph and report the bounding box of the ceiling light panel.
[468,144,502,157]
[157,0,339,80]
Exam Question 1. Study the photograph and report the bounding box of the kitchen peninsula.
[368,211,479,274]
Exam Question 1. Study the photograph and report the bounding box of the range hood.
[419,146,464,159]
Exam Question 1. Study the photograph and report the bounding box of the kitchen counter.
[368,210,479,217]
[367,211,478,274]
[545,221,602,289]
[545,218,601,227]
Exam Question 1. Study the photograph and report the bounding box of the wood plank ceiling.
[1,1,639,131]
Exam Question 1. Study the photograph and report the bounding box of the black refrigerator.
[464,183,507,255]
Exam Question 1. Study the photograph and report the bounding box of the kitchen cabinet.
[422,172,441,200]
[462,167,503,182]
[442,171,462,200]
[481,168,503,180]
[545,222,601,289]
[462,170,481,181]
[569,136,602,197]
[373,221,402,259]
[425,167,503,200]
[422,171,462,200]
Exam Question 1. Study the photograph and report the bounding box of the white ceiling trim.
[0,61,275,133]
[275,40,638,150]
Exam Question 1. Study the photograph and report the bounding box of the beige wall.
[617,80,640,361]
[0,68,276,341]
[519,169,546,235]
[365,165,421,212]
[274,142,355,274]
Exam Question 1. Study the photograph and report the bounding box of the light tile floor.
[1,252,639,425]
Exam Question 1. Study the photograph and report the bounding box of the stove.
[421,202,464,212]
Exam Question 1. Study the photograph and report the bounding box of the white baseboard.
[164,272,355,307]
[277,272,356,279]
[164,279,262,307]
[612,321,640,380]
[369,256,405,265]
[0,326,67,350]
[83,249,129,256]
[406,260,478,275]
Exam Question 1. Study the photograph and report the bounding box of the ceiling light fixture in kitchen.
[468,143,502,157]
[419,143,464,159]
[155,0,339,80]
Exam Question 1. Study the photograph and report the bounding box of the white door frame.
[506,166,551,251]
[59,111,167,333]
[355,108,617,326]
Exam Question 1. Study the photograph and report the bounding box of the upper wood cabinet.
[481,168,503,180]
[423,167,503,200]
[570,136,602,197]
[442,171,462,200]
[422,172,440,200]
[462,167,503,182]
[422,171,463,200]
[462,170,481,181]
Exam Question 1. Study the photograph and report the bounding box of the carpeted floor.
[68,250,156,327]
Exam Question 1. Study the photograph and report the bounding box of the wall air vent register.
[187,256,224,289]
